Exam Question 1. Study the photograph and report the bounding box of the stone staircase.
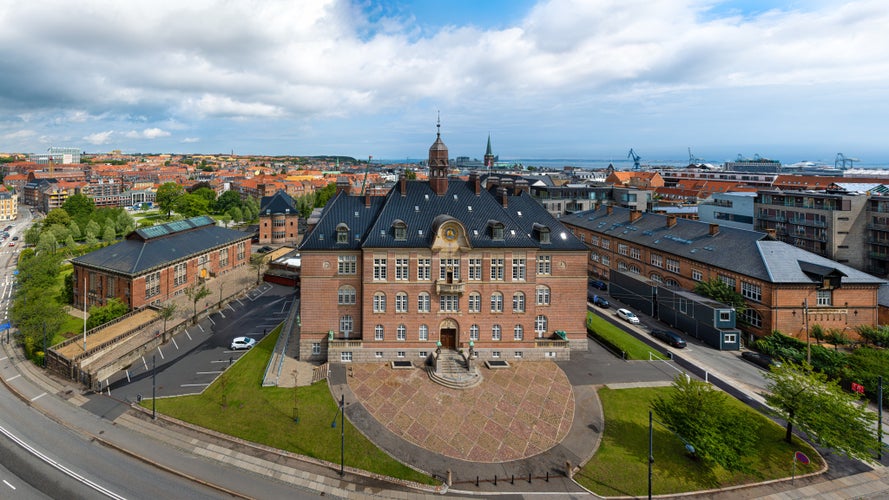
[426,350,483,389]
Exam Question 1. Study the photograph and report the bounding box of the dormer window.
[393,220,407,241]
[336,223,349,244]
[488,221,505,241]
[533,223,551,244]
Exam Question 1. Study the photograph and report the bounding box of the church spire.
[428,112,449,195]
[484,132,495,169]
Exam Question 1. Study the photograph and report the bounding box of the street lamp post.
[648,411,695,499]
[803,299,811,364]
[330,393,345,476]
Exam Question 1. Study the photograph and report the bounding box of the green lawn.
[575,387,823,496]
[586,311,666,360]
[146,327,437,485]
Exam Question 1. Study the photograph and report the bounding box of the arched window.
[373,292,386,313]
[490,292,503,312]
[336,223,349,244]
[649,273,663,284]
[629,264,641,275]
[392,220,407,241]
[395,292,408,313]
[419,324,428,341]
[396,324,406,341]
[513,325,524,341]
[535,315,548,336]
[536,286,550,306]
[374,324,384,341]
[665,278,680,287]
[417,292,430,312]
[512,292,525,312]
[337,285,356,305]
[468,292,481,313]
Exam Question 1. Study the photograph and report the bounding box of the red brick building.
[258,190,300,245]
[71,216,251,310]
[299,127,589,364]
[561,206,884,343]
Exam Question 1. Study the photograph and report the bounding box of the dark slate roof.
[72,217,250,276]
[260,190,297,215]
[561,206,884,285]
[301,178,587,252]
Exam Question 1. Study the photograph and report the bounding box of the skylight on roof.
[517,211,522,217]
[354,211,359,217]
[453,194,458,201]
[468,206,472,211]
[414,206,419,212]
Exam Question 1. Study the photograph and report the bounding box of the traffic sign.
[0,321,10,330]
[794,451,810,464]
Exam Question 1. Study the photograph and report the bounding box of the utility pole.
[879,376,883,461]
[803,299,811,364]
[152,354,157,420]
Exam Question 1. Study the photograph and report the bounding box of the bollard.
[546,471,549,482]
[476,476,479,487]
[494,474,497,486]
[528,472,532,483]
[566,461,572,478]
[447,469,452,487]
[511,474,514,485]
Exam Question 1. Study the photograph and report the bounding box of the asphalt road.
[103,283,296,402]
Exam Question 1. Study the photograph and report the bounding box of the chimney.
[399,174,406,197]
[709,223,719,236]
[501,178,514,194]
[515,179,529,195]
[365,191,372,207]
[666,215,677,228]
[765,228,777,239]
[629,210,642,223]
[498,186,508,208]
[471,172,481,195]
[487,176,500,192]
[606,205,613,216]
[335,177,351,196]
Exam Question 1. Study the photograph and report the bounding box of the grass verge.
[575,387,823,496]
[145,326,437,485]
[586,311,665,360]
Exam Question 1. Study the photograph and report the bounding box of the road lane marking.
[7,374,20,381]
[198,324,205,333]
[141,356,148,370]
[185,330,192,341]
[3,479,15,489]
[207,317,215,325]
[156,346,165,360]
[0,356,7,361]
[30,392,46,402]
[236,298,244,306]
[171,338,179,350]
[125,370,131,383]
[180,383,210,387]
[228,304,236,312]
[196,371,223,375]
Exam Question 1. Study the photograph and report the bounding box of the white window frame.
[536,255,551,275]
[340,351,352,362]
[395,292,408,313]
[417,292,430,313]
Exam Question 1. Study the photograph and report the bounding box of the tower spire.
[436,111,441,137]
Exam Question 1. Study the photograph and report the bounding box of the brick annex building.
[561,206,884,342]
[71,216,251,310]
[299,126,589,364]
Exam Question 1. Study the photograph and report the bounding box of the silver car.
[616,308,640,324]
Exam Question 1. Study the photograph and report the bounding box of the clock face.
[444,227,457,241]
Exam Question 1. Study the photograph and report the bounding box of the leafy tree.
[763,362,879,461]
[184,283,211,324]
[174,193,210,217]
[61,194,95,221]
[227,206,243,224]
[67,220,82,240]
[810,324,825,345]
[84,229,98,246]
[61,270,74,305]
[44,208,71,227]
[24,224,42,246]
[213,190,242,214]
[856,325,889,347]
[192,187,217,203]
[219,214,232,227]
[249,253,267,285]
[693,278,747,316]
[156,182,185,218]
[9,252,65,360]
[826,328,850,351]
[86,299,129,330]
[37,232,58,254]
[157,303,178,342]
[49,224,69,243]
[102,223,116,242]
[64,235,76,250]
[404,169,417,180]
[651,375,760,472]
[314,182,337,208]
[85,219,101,238]
[116,211,135,234]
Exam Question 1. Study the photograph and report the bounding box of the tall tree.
[67,220,82,240]
[184,283,211,325]
[157,303,178,342]
[43,208,71,228]
[763,362,879,461]
[156,182,185,218]
[102,223,116,242]
[213,190,242,214]
[249,253,267,285]
[61,193,95,221]
[651,375,760,472]
[173,193,210,217]
[37,232,58,254]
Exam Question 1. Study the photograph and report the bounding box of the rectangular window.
[374,325,384,341]
[630,247,641,260]
[492,325,501,341]
[373,257,387,280]
[679,298,688,314]
[692,269,703,281]
[338,255,357,275]
[439,258,460,280]
[491,351,501,358]
[417,293,430,313]
[511,257,526,281]
[591,235,599,246]
[536,287,550,305]
[237,242,246,260]
[311,343,321,355]
[468,294,481,313]
[218,248,229,268]
[375,351,383,358]
[490,294,503,312]
[617,243,628,256]
[417,258,431,280]
[666,258,680,273]
[490,258,504,280]
[395,258,409,280]
[719,311,731,322]
[173,262,187,287]
[601,239,610,250]
[470,325,479,341]
[514,351,523,359]
[397,351,405,358]
[145,271,160,299]
[545,351,556,358]
[395,294,407,313]
[419,351,428,358]
[741,282,762,302]
[718,274,736,289]
[650,254,663,268]
[536,255,551,275]
[440,294,459,312]
[373,294,386,313]
[602,255,610,266]
[724,334,737,344]
[340,352,353,362]
[340,315,353,335]
[468,258,482,280]
[396,327,406,341]
[419,326,428,341]
[817,289,832,306]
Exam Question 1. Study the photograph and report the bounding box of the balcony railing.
[867,238,889,247]
[869,252,889,261]
[535,339,569,348]
[328,339,363,348]
[867,222,889,232]
[786,218,827,228]
[757,214,786,222]
[791,233,827,242]
[435,280,465,295]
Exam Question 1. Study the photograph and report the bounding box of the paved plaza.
[348,362,575,463]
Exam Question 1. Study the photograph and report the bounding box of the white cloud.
[125,128,171,139]
[182,137,200,143]
[83,131,114,145]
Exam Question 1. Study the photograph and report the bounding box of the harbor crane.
[835,153,859,170]
[688,147,704,165]
[627,149,641,170]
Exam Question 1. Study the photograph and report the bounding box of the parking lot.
[102,283,296,402]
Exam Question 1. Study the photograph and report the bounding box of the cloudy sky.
[1,0,888,165]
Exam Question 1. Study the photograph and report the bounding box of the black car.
[591,295,610,308]
[589,279,607,291]
[650,329,687,348]
[741,351,780,369]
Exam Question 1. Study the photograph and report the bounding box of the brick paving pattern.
[348,362,574,463]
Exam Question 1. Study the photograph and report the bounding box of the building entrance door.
[440,328,456,349]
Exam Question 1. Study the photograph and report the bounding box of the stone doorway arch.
[439,318,458,350]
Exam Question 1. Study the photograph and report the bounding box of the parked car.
[589,279,608,291]
[230,336,257,350]
[741,351,780,369]
[616,308,640,324]
[591,295,610,308]
[650,329,687,348]
[11,236,18,241]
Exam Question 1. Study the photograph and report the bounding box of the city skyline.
[2,1,888,165]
